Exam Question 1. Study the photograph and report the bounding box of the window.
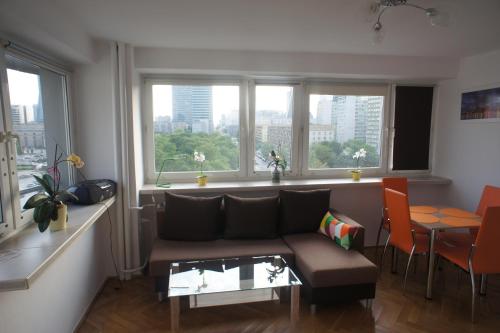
[308,94,384,169]
[143,78,431,182]
[254,85,294,172]
[392,86,434,171]
[147,81,242,180]
[304,84,388,176]
[0,47,72,237]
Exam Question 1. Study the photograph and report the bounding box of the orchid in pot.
[23,147,84,232]
[351,148,367,181]
[194,151,207,186]
[267,148,287,183]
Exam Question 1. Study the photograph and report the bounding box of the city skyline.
[153,85,292,127]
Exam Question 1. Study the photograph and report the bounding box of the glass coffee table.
[168,255,302,332]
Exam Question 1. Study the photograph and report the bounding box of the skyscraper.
[172,86,213,133]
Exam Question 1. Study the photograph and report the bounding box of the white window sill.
[0,196,116,292]
[140,176,451,194]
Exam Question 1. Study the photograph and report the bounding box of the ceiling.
[6,0,500,58]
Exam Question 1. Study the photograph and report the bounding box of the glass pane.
[153,85,240,172]
[168,256,301,297]
[254,86,293,171]
[6,56,70,210]
[308,94,384,169]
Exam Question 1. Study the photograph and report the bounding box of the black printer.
[67,179,117,205]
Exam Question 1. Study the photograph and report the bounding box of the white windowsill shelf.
[0,196,116,292]
[140,176,451,194]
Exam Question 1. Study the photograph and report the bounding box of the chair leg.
[375,217,385,260]
[413,254,418,274]
[403,246,416,291]
[391,246,399,274]
[379,234,391,275]
[469,267,476,323]
[480,274,487,296]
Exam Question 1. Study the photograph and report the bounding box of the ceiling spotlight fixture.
[370,0,449,43]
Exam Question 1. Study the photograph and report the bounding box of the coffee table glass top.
[168,255,301,298]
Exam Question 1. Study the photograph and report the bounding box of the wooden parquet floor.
[78,249,500,333]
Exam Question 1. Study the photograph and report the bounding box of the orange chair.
[381,189,429,288]
[436,206,500,322]
[440,185,500,246]
[376,177,427,260]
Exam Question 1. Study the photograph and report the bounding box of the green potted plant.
[23,147,84,232]
[267,148,287,183]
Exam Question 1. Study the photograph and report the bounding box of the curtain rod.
[0,37,71,74]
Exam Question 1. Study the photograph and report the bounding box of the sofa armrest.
[329,209,365,253]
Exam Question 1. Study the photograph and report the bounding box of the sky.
[153,84,292,125]
[7,69,40,106]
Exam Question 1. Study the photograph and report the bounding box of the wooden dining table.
[409,205,481,299]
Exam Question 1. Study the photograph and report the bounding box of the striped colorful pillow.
[318,211,359,250]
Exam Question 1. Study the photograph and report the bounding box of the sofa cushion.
[149,238,295,277]
[159,192,222,241]
[283,233,377,288]
[279,189,331,235]
[318,211,359,250]
[224,194,279,239]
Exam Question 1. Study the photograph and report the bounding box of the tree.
[309,139,379,169]
[155,131,239,172]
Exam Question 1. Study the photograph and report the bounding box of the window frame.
[142,76,434,183]
[248,80,302,178]
[142,76,249,183]
[387,84,435,176]
[0,45,74,239]
[301,83,391,177]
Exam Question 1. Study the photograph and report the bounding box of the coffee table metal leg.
[426,229,436,300]
[290,285,300,327]
[171,296,180,332]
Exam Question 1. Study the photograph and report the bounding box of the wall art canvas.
[461,86,500,121]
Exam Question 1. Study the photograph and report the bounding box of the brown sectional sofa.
[149,189,378,307]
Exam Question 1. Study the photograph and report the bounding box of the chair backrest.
[472,206,500,274]
[475,185,500,217]
[382,177,408,219]
[384,188,413,253]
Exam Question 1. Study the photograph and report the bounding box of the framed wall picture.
[461,85,500,121]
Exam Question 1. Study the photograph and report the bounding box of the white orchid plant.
[194,151,206,177]
[352,148,367,170]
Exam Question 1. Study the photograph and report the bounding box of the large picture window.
[143,78,425,182]
[145,80,243,181]
[303,84,388,176]
[308,94,384,169]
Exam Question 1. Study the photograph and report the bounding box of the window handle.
[0,131,19,143]
[7,131,19,141]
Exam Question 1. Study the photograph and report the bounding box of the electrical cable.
[98,201,123,290]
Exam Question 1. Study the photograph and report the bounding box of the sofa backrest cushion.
[223,194,279,239]
[279,189,331,235]
[159,192,223,241]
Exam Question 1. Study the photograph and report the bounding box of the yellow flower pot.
[351,170,362,181]
[196,175,208,186]
[49,203,68,232]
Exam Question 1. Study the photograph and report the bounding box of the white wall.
[433,49,500,211]
[73,42,119,180]
[135,47,459,81]
[0,213,115,333]
[0,0,95,64]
